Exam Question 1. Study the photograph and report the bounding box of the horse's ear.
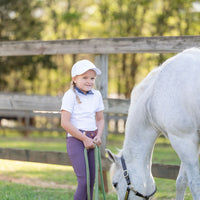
[106,149,119,163]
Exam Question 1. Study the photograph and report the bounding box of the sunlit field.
[0,130,193,199]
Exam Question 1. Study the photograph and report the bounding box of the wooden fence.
[1,35,200,184]
[0,94,128,134]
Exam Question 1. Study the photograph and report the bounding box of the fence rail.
[0,93,129,134]
[0,35,200,56]
[0,148,179,180]
[0,110,127,134]
[0,93,130,114]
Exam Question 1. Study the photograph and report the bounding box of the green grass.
[0,130,193,199]
[154,178,192,200]
[0,179,117,200]
[0,180,71,200]
[0,130,66,152]
[0,159,75,185]
[0,136,66,152]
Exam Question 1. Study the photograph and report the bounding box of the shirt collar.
[75,86,94,95]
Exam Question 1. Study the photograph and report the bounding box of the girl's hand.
[83,137,95,149]
[93,135,101,147]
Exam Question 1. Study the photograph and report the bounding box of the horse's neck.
[122,102,159,189]
[123,115,158,165]
[123,93,159,159]
[121,66,160,192]
[123,67,160,164]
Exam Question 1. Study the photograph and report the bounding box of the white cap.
[71,59,101,78]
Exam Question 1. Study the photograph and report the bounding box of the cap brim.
[75,67,101,76]
[92,68,101,75]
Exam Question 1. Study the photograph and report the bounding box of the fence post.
[95,54,109,192]
[95,54,108,156]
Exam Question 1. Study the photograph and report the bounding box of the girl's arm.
[93,110,104,146]
[61,110,95,149]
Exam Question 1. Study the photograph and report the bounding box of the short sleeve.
[60,89,76,113]
[96,91,104,112]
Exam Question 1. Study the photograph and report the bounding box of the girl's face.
[72,70,96,93]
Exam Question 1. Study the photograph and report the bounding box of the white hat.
[71,59,101,78]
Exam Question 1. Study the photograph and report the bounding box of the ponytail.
[71,81,82,104]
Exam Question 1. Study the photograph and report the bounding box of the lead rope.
[84,147,91,200]
[84,145,107,200]
[97,145,106,200]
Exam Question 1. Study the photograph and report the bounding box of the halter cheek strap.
[121,156,157,200]
[121,155,131,199]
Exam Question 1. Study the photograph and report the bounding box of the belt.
[80,129,97,138]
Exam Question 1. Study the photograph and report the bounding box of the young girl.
[61,59,105,200]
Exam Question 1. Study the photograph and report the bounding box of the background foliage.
[0,0,200,97]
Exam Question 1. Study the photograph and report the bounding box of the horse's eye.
[113,182,118,188]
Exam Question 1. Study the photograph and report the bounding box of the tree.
[0,0,56,93]
[151,0,200,65]
[98,0,152,97]
[97,0,200,97]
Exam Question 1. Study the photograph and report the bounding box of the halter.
[121,156,157,200]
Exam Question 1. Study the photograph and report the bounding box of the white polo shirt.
[61,88,104,136]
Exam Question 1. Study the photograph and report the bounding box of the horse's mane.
[130,66,162,105]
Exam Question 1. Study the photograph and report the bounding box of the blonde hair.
[71,81,82,104]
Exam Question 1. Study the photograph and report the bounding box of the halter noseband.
[121,155,157,200]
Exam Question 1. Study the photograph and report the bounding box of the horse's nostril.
[113,182,118,188]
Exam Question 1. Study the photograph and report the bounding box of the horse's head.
[106,149,129,199]
[106,149,157,200]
